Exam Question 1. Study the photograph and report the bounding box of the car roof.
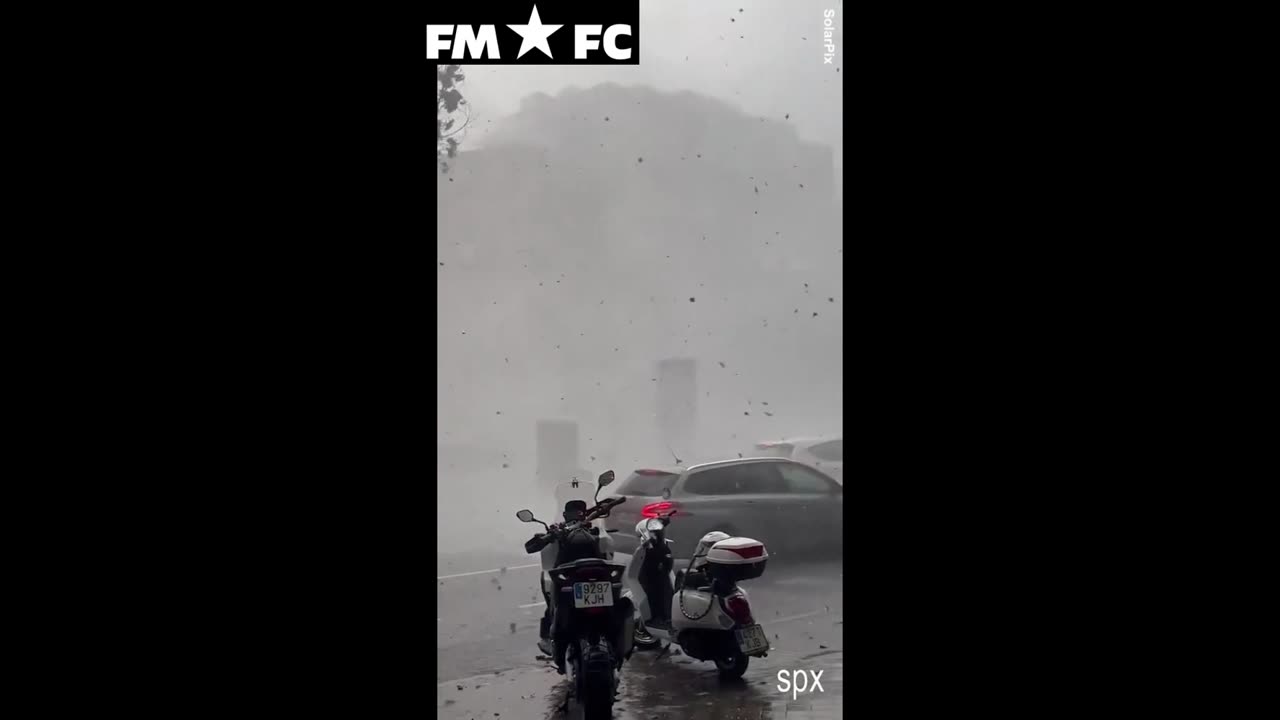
[685,456,798,472]
[627,465,685,475]
[757,435,840,447]
[631,457,806,477]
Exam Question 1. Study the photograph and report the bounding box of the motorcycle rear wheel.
[575,642,616,720]
[582,690,614,720]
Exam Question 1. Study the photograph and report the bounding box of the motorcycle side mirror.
[593,470,615,503]
[516,510,536,522]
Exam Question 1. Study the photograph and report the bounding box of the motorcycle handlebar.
[583,496,626,523]
[531,498,627,538]
[525,496,629,554]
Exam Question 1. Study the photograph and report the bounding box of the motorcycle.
[534,473,618,657]
[517,470,634,720]
[623,509,771,680]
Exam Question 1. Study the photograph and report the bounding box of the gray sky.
[437,0,844,554]
[459,0,843,158]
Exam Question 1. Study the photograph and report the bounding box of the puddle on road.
[441,643,843,720]
[536,648,842,720]
[609,653,780,719]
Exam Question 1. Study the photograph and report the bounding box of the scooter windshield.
[552,476,598,521]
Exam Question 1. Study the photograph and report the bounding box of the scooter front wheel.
[714,650,750,680]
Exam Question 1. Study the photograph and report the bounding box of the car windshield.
[685,463,787,495]
[616,471,678,496]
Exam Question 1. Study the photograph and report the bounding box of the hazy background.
[437,0,844,556]
[462,0,844,195]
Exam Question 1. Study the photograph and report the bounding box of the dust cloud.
[437,1,842,559]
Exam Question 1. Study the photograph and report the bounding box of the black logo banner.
[427,1,640,65]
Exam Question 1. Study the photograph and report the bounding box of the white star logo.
[507,5,562,59]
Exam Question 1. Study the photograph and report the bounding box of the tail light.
[727,545,764,559]
[641,501,675,519]
[755,442,794,457]
[722,594,754,625]
[584,607,607,615]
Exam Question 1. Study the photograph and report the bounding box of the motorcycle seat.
[550,560,627,589]
[552,558,610,572]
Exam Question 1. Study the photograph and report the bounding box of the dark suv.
[603,457,842,561]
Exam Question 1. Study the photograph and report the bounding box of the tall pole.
[536,419,579,492]
[656,358,697,464]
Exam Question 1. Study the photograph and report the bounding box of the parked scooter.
[623,509,771,680]
[517,470,634,720]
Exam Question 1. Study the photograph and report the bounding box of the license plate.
[573,581,614,608]
[735,624,769,654]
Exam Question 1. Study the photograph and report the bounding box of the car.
[752,436,843,485]
[602,457,842,562]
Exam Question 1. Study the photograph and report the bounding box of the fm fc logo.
[427,2,639,65]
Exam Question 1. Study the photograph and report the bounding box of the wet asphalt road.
[437,552,843,718]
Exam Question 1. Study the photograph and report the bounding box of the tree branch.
[440,103,474,140]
